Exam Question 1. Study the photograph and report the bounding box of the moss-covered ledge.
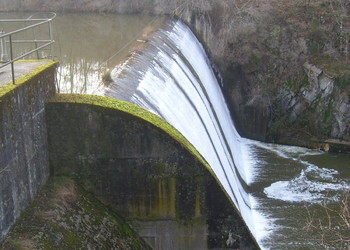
[49,93,211,174]
[0,60,58,97]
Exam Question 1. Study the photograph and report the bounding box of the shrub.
[102,70,113,84]
[304,190,350,249]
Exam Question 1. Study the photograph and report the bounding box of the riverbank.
[275,136,350,154]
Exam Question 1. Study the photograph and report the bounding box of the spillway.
[105,19,266,247]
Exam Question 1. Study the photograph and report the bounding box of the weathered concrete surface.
[0,61,50,85]
[0,177,152,249]
[0,60,57,242]
[46,94,258,250]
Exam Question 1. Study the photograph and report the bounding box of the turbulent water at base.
[248,141,350,249]
[106,19,267,247]
[105,19,350,249]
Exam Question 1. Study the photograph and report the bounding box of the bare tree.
[304,191,350,249]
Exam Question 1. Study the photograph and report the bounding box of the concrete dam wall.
[0,68,257,248]
[0,25,257,250]
[0,61,57,241]
[46,94,257,249]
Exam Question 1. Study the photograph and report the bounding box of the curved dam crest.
[105,19,266,247]
[46,94,257,249]
[48,93,208,168]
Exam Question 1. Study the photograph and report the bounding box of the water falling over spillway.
[105,19,267,247]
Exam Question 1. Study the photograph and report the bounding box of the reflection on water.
[56,59,102,93]
[54,13,155,93]
[1,12,155,93]
[53,13,155,94]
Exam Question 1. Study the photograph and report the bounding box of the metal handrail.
[0,12,56,84]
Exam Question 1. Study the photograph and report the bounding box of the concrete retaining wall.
[0,61,57,241]
[46,94,257,250]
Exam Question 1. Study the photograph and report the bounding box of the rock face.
[300,62,350,140]
[0,61,57,242]
[46,95,258,250]
[180,0,350,144]
[283,62,349,141]
[269,61,350,142]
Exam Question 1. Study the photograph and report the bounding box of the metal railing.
[0,12,56,84]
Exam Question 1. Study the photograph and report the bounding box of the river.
[2,12,350,250]
[249,141,350,249]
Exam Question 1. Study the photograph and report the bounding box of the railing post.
[31,22,39,59]
[9,34,15,85]
[1,31,8,62]
[49,21,53,58]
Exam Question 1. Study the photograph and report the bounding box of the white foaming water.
[264,164,350,203]
[250,140,324,160]
[106,20,267,247]
[252,142,350,204]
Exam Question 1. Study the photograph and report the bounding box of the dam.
[105,19,265,245]
[1,13,350,250]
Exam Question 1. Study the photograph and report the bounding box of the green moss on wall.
[0,60,58,98]
[49,94,211,175]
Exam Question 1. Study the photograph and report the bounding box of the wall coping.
[0,60,58,98]
[49,93,211,172]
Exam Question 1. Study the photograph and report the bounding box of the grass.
[310,54,350,76]
[102,70,113,84]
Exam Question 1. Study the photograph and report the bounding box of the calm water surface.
[2,12,349,250]
[1,12,155,93]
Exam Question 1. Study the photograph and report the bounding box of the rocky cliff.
[177,0,350,146]
[2,0,349,147]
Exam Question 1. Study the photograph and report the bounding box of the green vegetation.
[335,75,350,91]
[49,94,212,175]
[6,240,22,249]
[270,25,281,38]
[310,55,350,92]
[102,70,113,84]
[284,74,309,92]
